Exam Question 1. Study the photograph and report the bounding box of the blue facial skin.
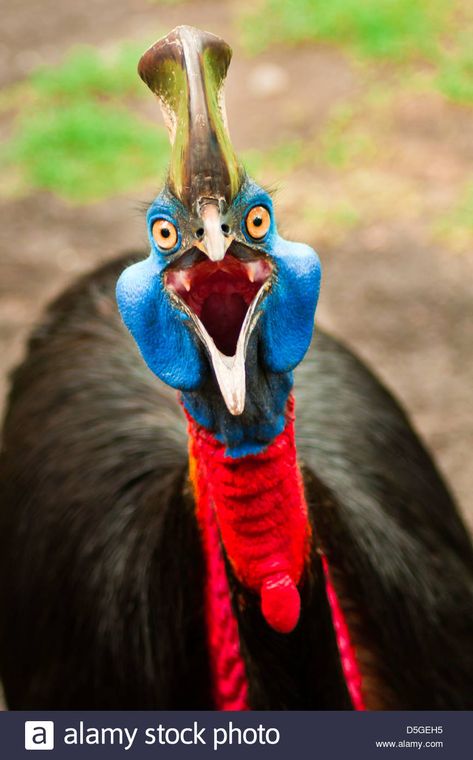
[116,178,321,457]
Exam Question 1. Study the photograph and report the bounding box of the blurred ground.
[0,0,472,534]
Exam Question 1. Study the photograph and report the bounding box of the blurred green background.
[0,0,472,527]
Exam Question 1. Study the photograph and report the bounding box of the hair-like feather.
[0,254,471,708]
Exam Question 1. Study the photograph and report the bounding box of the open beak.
[164,240,273,415]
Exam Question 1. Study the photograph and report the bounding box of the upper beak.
[196,203,232,262]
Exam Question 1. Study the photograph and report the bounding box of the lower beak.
[191,295,263,416]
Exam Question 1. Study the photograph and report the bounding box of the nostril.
[221,223,230,235]
[196,227,204,239]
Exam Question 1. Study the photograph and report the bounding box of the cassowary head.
[117,26,321,455]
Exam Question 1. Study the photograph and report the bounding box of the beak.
[193,204,246,415]
[186,287,264,417]
[195,321,247,416]
[195,204,232,263]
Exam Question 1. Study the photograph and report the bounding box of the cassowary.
[0,26,472,711]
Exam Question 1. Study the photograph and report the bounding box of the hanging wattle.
[185,395,366,710]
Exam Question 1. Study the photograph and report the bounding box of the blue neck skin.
[116,180,322,458]
[180,339,294,458]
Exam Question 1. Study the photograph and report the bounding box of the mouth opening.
[164,243,273,357]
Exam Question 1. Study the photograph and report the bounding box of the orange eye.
[245,206,271,240]
[152,219,178,250]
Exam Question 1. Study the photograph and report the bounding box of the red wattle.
[187,396,311,634]
[185,394,366,711]
[322,557,366,711]
[261,574,301,633]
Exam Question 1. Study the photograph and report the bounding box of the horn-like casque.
[138,25,244,211]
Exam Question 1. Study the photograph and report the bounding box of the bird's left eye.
[245,205,271,240]
[152,219,178,250]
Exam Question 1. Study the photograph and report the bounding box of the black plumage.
[0,254,471,709]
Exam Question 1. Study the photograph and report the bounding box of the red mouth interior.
[165,253,272,356]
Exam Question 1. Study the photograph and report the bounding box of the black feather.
[0,254,471,709]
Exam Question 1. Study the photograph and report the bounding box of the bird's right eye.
[152,219,178,251]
